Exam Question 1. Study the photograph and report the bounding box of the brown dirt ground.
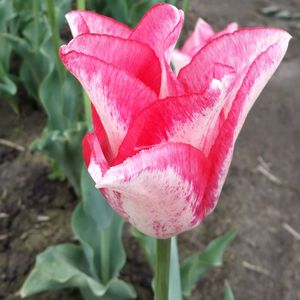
[1,0,299,299]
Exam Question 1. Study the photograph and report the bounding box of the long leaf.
[224,281,235,300]
[181,229,237,297]
[72,202,130,284]
[81,167,113,228]
[20,244,106,297]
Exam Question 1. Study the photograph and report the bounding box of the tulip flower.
[172,18,238,74]
[60,4,290,239]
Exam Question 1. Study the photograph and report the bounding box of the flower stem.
[100,228,110,284]
[46,0,64,85]
[76,0,91,125]
[155,238,171,300]
[32,0,39,51]
[77,0,86,10]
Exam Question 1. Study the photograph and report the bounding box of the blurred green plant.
[132,228,237,299]
[224,281,235,300]
[19,0,135,299]
[86,0,180,27]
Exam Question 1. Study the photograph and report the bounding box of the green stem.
[100,228,111,284]
[155,238,171,300]
[32,0,39,51]
[76,0,91,125]
[46,0,64,84]
[77,0,86,10]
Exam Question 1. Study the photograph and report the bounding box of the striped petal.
[83,132,109,183]
[130,3,184,63]
[200,30,291,217]
[114,67,235,164]
[61,34,161,94]
[60,51,157,158]
[172,19,238,74]
[178,28,290,117]
[182,19,238,57]
[130,3,184,97]
[66,10,131,38]
[90,142,210,238]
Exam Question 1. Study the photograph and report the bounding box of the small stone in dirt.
[20,231,30,240]
[36,215,50,222]
[0,212,9,219]
[259,5,280,15]
[0,233,10,241]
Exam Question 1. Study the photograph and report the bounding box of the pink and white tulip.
[60,4,290,238]
[172,18,238,74]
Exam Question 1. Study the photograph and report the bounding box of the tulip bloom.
[60,4,290,238]
[172,18,238,74]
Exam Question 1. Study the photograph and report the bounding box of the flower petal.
[66,10,131,38]
[61,34,161,94]
[130,3,184,63]
[114,65,235,164]
[181,18,238,57]
[200,32,291,217]
[82,132,109,182]
[129,3,185,97]
[93,142,210,238]
[90,104,113,162]
[178,28,290,111]
[171,50,191,75]
[181,18,215,56]
[60,51,157,158]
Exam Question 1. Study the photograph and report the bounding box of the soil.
[1,0,300,300]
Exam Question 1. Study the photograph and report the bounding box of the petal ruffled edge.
[66,10,131,38]
[61,33,162,94]
[94,142,210,238]
[200,31,291,218]
[60,50,157,158]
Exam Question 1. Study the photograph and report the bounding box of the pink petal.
[92,142,210,238]
[181,18,215,56]
[82,132,109,181]
[171,20,238,74]
[61,34,161,94]
[200,31,291,218]
[66,10,131,38]
[129,3,184,97]
[178,28,288,99]
[60,50,157,158]
[130,3,184,63]
[114,68,234,164]
[178,28,291,126]
[171,50,191,75]
[182,19,238,57]
[90,104,113,162]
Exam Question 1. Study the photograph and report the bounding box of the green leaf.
[31,124,86,194]
[0,33,32,57]
[169,237,182,300]
[181,229,237,297]
[105,0,129,25]
[72,202,129,283]
[20,244,107,297]
[81,167,113,228]
[131,227,156,269]
[0,62,17,95]
[20,243,136,299]
[38,67,83,131]
[80,279,136,300]
[224,281,235,300]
